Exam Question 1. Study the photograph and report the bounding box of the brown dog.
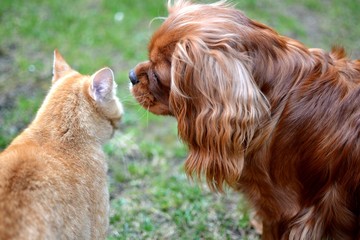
[129,1,360,239]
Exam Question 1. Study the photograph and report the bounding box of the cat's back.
[0,141,96,240]
[0,50,122,239]
[0,143,56,239]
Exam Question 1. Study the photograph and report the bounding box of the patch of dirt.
[285,4,324,45]
[0,44,51,148]
[283,1,360,58]
[0,47,16,110]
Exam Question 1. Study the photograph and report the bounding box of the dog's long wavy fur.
[130,1,360,239]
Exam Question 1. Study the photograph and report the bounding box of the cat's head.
[37,50,123,143]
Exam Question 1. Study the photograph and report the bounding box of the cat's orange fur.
[0,50,123,239]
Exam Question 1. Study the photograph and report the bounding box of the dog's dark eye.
[153,72,160,82]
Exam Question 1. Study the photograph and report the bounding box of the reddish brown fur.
[130,1,360,239]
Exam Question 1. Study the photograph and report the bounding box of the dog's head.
[130,0,270,191]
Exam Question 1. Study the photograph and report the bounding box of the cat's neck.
[11,119,101,154]
[11,94,107,153]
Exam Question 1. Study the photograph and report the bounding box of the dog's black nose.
[129,69,139,85]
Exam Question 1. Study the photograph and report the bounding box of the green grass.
[106,135,253,239]
[0,0,359,239]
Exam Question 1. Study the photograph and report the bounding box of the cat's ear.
[89,67,116,102]
[52,49,73,83]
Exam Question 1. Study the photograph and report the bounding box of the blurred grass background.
[0,0,359,239]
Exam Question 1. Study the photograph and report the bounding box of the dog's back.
[245,46,360,239]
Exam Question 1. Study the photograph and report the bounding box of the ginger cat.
[0,50,123,239]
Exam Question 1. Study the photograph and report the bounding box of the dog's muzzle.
[129,69,139,85]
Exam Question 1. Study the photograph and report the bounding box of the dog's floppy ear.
[170,37,269,191]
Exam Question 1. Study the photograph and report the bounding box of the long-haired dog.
[129,1,360,239]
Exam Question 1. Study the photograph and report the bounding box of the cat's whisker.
[118,93,134,100]
[136,103,149,114]
[118,96,135,103]
[120,93,152,106]
[120,100,138,105]
[121,92,155,127]
[146,106,150,127]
